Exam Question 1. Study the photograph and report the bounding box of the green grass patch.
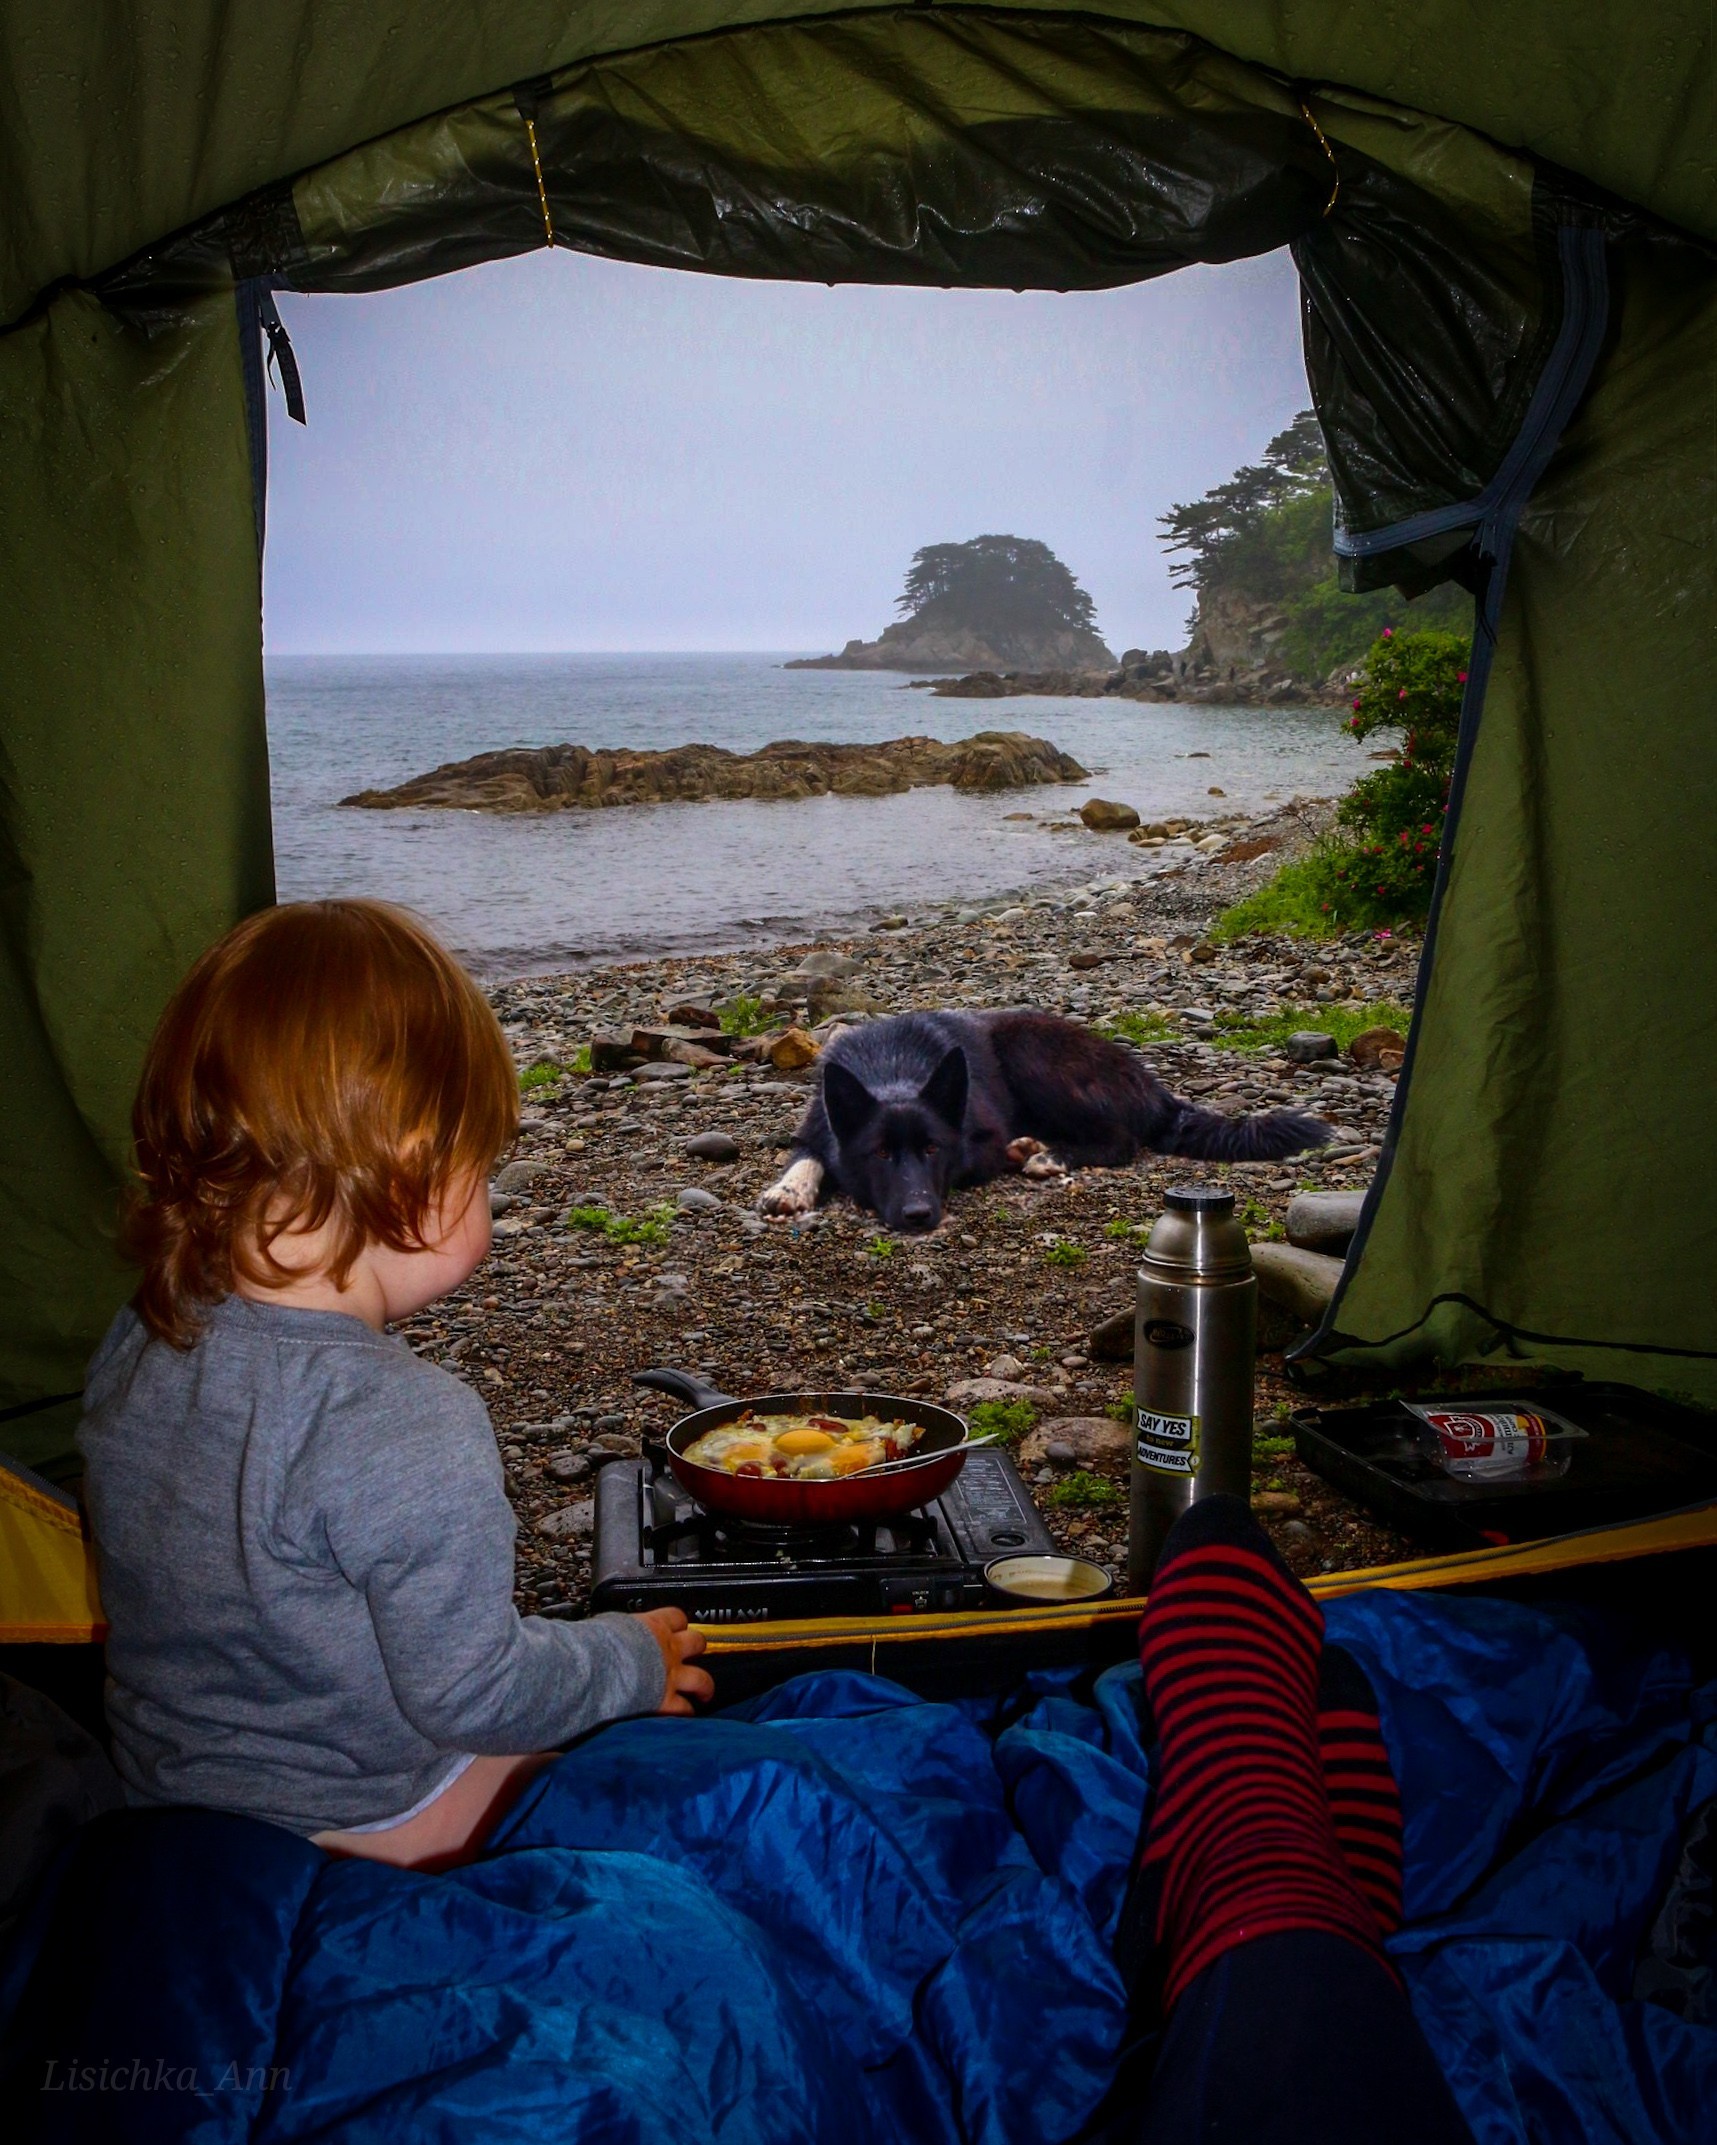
[1047,1472,1124,1513]
[865,1236,898,1260]
[518,1060,564,1093]
[1098,1009,1182,1048]
[967,1399,1038,1445]
[565,1200,677,1247]
[1042,1239,1088,1268]
[1252,1431,1296,1462]
[1209,1001,1413,1053]
[1106,1396,1135,1424]
[1104,1218,1153,1247]
[568,1044,592,1076]
[718,995,774,1038]
[1209,852,1344,941]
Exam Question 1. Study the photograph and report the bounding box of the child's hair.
[123,899,519,1346]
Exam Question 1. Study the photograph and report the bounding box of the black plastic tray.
[1291,1383,1717,1551]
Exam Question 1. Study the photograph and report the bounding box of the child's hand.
[635,1606,714,1715]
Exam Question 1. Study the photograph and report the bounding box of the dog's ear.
[919,1046,969,1132]
[822,1059,880,1141]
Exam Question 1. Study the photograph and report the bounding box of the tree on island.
[896,535,1101,644]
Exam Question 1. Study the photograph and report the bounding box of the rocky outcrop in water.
[788,621,1116,674]
[341,732,1090,814]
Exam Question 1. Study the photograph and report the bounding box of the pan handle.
[632,1367,740,1411]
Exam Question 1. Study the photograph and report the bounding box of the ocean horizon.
[266,651,1369,976]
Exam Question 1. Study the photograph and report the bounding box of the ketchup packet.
[1405,1403,1587,1484]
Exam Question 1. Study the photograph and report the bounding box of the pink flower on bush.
[1382,626,1394,638]
[1457,670,1468,683]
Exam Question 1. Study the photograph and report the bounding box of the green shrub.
[1216,626,1468,937]
[1047,1472,1124,1512]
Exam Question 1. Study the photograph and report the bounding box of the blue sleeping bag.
[2,1591,1714,2144]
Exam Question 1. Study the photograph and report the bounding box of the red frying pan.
[632,1369,972,1527]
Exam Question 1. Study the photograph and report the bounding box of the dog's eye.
[923,1142,938,1156]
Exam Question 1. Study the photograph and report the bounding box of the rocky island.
[341,730,1089,814]
[787,534,1116,673]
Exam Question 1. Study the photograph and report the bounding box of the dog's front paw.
[758,1156,825,1217]
[1006,1137,1067,1181]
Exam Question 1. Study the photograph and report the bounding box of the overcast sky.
[263,246,1307,658]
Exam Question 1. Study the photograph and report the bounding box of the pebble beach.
[396,795,1430,1616]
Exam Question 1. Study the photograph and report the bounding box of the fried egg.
[683,1410,925,1480]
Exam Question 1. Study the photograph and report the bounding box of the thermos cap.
[1164,1187,1235,1215]
[1140,1183,1254,1280]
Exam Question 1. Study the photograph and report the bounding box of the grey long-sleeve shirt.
[78,1296,665,1836]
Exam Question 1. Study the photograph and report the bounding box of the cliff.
[341,731,1090,814]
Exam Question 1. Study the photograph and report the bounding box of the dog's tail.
[1158,1099,1332,1163]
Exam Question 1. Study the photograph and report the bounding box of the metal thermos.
[1128,1186,1256,1590]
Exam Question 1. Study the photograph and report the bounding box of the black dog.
[759,1009,1329,1234]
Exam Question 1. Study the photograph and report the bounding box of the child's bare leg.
[313,1751,553,1873]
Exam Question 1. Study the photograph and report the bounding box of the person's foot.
[1318,1644,1405,1936]
[1133,1496,1390,2009]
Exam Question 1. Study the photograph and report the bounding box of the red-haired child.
[79,898,709,1869]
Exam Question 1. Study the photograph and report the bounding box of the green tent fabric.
[2,2,1714,1469]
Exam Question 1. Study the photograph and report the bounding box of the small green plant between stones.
[966,1400,1038,1444]
[866,1236,898,1260]
[718,995,774,1038]
[1047,1472,1124,1512]
[518,1061,563,1093]
[565,1201,677,1247]
[1042,1239,1088,1268]
[1209,1002,1412,1053]
[1098,1010,1181,1048]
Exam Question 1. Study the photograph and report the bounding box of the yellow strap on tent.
[695,1501,1717,1658]
[0,1460,105,1643]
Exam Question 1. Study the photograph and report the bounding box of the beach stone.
[494,1160,549,1194]
[589,1031,639,1073]
[665,1038,727,1069]
[544,1451,590,1484]
[1286,1190,1367,1255]
[1284,1031,1339,1063]
[1080,798,1141,832]
[794,951,858,978]
[676,1187,723,1212]
[1254,1489,1301,1514]
[684,1130,741,1163]
[1088,1307,1135,1361]
[488,1190,516,1218]
[1019,1417,1130,1467]
[1250,1243,1346,1324]
[986,1353,1028,1380]
[536,1501,594,1541]
[769,1027,821,1071]
[1349,1025,1408,1072]
[945,1377,1060,1409]
[665,998,722,1028]
[872,915,909,931]
[638,1061,694,1082]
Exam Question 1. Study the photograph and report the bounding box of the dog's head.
[822,1047,968,1234]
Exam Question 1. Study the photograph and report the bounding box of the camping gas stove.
[590,1445,1057,1622]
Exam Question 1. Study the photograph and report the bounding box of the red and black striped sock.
[1318,1642,1405,1936]
[1137,1496,1391,2010]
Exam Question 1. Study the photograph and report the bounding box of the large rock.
[1249,1243,1346,1325]
[1088,1307,1135,1361]
[1018,1416,1131,1467]
[1080,798,1142,832]
[768,1027,820,1072]
[945,1377,1062,1409]
[1283,1031,1339,1063]
[1286,1190,1367,1255]
[342,732,1088,812]
[1349,1025,1408,1072]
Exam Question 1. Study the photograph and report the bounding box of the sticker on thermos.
[1136,1407,1200,1476]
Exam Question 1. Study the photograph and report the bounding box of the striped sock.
[1318,1643,1405,1936]
[1137,1496,1391,2010]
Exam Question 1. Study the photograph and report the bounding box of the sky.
[263,246,1308,658]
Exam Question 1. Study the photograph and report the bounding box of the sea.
[266,653,1368,978]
